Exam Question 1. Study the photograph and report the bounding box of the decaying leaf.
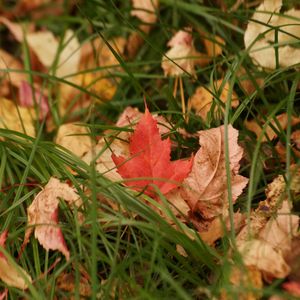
[0,230,32,289]
[161,28,199,77]
[236,172,300,281]
[190,79,239,121]
[275,129,300,162]
[56,269,91,299]
[55,123,92,158]
[182,125,248,219]
[0,98,35,136]
[245,113,300,142]
[25,177,81,260]
[244,0,300,69]
[112,107,193,196]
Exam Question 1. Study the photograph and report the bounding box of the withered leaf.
[182,125,248,219]
[25,177,81,260]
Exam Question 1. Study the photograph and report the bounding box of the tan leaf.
[245,113,300,142]
[55,123,92,158]
[236,173,300,280]
[26,29,80,78]
[0,98,35,137]
[182,125,248,219]
[275,129,300,162]
[0,49,27,90]
[162,28,199,77]
[238,239,290,279]
[25,177,81,260]
[201,32,224,58]
[131,0,159,25]
[190,79,239,121]
[0,231,32,289]
[244,0,300,69]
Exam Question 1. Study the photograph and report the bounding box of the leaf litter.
[0,0,300,299]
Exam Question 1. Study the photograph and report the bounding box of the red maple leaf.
[112,107,193,196]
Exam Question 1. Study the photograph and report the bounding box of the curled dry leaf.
[25,177,81,261]
[55,123,92,158]
[0,230,32,289]
[190,79,239,121]
[112,107,193,196]
[182,125,248,219]
[245,113,300,142]
[162,28,199,77]
[236,172,300,281]
[0,98,35,137]
[244,0,300,69]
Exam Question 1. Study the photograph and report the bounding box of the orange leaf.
[112,107,193,195]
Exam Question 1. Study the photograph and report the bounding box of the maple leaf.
[0,230,32,289]
[24,177,82,260]
[112,107,193,196]
[182,125,248,219]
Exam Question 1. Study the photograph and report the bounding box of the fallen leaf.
[55,123,92,158]
[275,129,300,162]
[112,107,193,196]
[0,48,27,92]
[25,177,81,260]
[236,172,300,281]
[244,0,300,69]
[245,113,300,142]
[0,98,35,137]
[131,0,159,25]
[26,29,80,78]
[182,125,248,218]
[162,28,200,77]
[19,81,49,119]
[238,239,291,279]
[56,270,91,299]
[127,0,159,58]
[0,230,32,289]
[190,79,239,121]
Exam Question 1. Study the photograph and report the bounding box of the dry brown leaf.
[236,172,300,281]
[0,231,32,290]
[131,0,159,25]
[190,79,239,121]
[27,29,80,78]
[245,113,300,142]
[58,37,126,118]
[275,129,300,162]
[0,98,35,137]
[162,29,199,77]
[237,66,264,95]
[201,32,224,58]
[244,0,300,69]
[25,177,81,261]
[238,239,291,279]
[182,125,248,219]
[221,266,263,300]
[0,49,27,92]
[55,123,92,158]
[56,270,91,299]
